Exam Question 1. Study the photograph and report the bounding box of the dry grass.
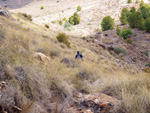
[0,14,150,112]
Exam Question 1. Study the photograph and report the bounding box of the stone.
[34,52,50,64]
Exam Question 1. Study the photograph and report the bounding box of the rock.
[34,52,50,64]
[0,7,11,18]
[12,106,22,112]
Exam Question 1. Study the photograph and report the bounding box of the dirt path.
[9,0,142,37]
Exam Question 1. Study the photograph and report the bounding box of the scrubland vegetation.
[0,0,150,112]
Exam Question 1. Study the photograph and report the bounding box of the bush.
[136,0,139,4]
[120,8,130,25]
[125,38,133,44]
[145,18,150,33]
[45,24,49,28]
[101,16,115,31]
[77,6,82,11]
[69,12,80,25]
[20,13,32,21]
[69,16,74,24]
[114,47,127,55]
[146,63,150,67]
[63,17,67,22]
[142,50,149,57]
[128,0,132,3]
[59,20,63,26]
[41,6,44,9]
[56,33,71,48]
[120,28,133,40]
[116,26,121,36]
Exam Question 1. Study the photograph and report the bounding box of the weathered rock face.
[0,0,33,9]
[0,7,11,18]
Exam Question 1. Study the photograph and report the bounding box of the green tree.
[145,18,150,33]
[130,7,136,13]
[137,16,145,30]
[101,16,115,31]
[140,6,150,19]
[77,6,82,11]
[120,8,130,25]
[73,15,80,25]
[120,28,133,40]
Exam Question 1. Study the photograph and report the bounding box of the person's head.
[77,51,80,54]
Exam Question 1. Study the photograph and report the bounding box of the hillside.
[0,0,150,113]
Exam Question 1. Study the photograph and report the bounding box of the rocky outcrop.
[66,92,119,113]
[0,7,11,18]
[34,52,50,64]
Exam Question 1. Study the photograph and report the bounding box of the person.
[75,51,83,61]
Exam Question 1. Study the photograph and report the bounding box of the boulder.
[0,7,11,18]
[34,52,50,64]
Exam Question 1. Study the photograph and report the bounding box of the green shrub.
[128,0,132,3]
[136,0,139,4]
[20,13,32,21]
[101,16,115,31]
[146,63,150,67]
[120,8,130,25]
[114,47,127,55]
[116,26,121,36]
[69,16,74,24]
[63,17,67,22]
[41,6,44,9]
[120,28,133,40]
[59,20,63,26]
[77,6,82,11]
[45,24,49,28]
[142,50,149,57]
[69,12,80,25]
[125,38,133,44]
[145,18,150,33]
[73,15,80,25]
[56,33,71,48]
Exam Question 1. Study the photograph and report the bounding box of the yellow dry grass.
[0,14,150,112]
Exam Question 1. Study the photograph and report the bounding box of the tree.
[145,18,150,33]
[69,12,81,25]
[128,11,142,28]
[77,6,82,11]
[120,28,133,40]
[140,6,150,19]
[101,16,115,31]
[73,16,80,25]
[137,16,145,30]
[130,7,136,13]
[120,8,130,25]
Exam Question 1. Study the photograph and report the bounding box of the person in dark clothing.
[75,51,83,61]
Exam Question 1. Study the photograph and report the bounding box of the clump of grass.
[18,13,32,21]
[56,33,71,48]
[125,38,133,44]
[114,47,127,56]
